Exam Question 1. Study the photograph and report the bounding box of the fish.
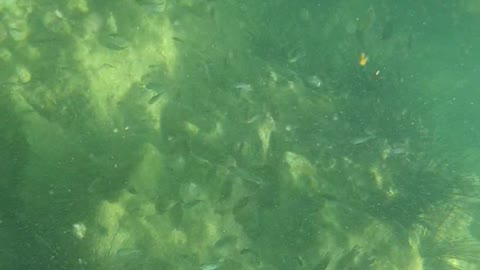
[350,133,376,145]
[287,46,306,63]
[231,167,265,186]
[182,199,203,209]
[148,91,164,104]
[136,0,165,14]
[381,20,394,40]
[101,33,129,50]
[200,258,224,270]
[144,81,164,90]
[107,248,144,269]
[234,83,253,92]
[200,264,219,270]
[391,147,407,154]
[115,248,143,258]
[305,75,322,89]
[214,235,237,249]
[172,36,185,43]
[359,52,368,66]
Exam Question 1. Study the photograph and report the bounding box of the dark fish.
[231,167,265,186]
[233,196,251,214]
[218,180,233,201]
[137,0,165,14]
[148,91,164,104]
[182,199,203,209]
[295,255,305,267]
[168,201,183,227]
[381,20,394,40]
[145,81,163,90]
[100,33,129,50]
[108,248,144,269]
[172,36,185,43]
[239,248,262,266]
[313,251,332,269]
[334,246,361,269]
[214,235,237,249]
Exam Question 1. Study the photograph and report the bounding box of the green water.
[2,0,480,269]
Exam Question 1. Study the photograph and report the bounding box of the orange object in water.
[359,52,368,66]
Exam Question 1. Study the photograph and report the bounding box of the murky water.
[1,1,480,269]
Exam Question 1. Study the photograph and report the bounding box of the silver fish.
[350,134,376,145]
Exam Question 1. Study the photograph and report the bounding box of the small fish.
[359,52,368,66]
[381,20,394,40]
[214,235,237,249]
[101,33,129,50]
[239,249,262,266]
[200,264,219,270]
[172,36,185,43]
[148,91,164,104]
[115,248,143,258]
[231,168,265,186]
[305,75,322,89]
[234,83,253,92]
[350,134,376,145]
[243,114,260,124]
[287,46,306,63]
[136,0,165,14]
[108,248,143,270]
[183,199,203,209]
[391,147,407,154]
[200,259,224,270]
[295,255,305,267]
[144,81,163,90]
[233,196,251,213]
